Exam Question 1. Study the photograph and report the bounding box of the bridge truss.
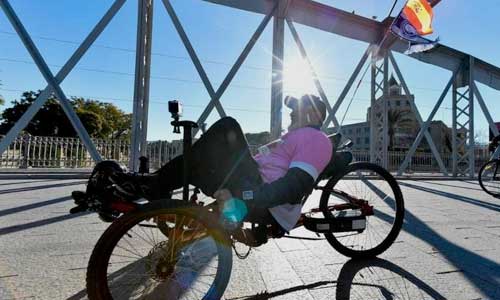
[1,0,500,176]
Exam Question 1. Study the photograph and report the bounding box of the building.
[332,75,452,153]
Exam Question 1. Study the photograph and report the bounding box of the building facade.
[331,75,452,153]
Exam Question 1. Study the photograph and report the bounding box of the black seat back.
[317,133,353,181]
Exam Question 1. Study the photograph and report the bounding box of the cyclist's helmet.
[284,94,327,123]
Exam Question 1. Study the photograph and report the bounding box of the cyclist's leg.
[150,117,260,198]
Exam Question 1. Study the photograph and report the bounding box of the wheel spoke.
[87,207,231,300]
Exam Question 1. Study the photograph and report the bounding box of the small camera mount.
[169,100,183,133]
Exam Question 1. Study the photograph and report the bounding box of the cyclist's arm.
[249,167,314,208]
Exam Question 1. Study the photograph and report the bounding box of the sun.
[282,56,317,97]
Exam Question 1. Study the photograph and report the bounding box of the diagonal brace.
[192,2,278,137]
[286,18,339,128]
[162,0,226,124]
[322,45,371,130]
[391,52,450,175]
[0,0,126,161]
[397,70,458,175]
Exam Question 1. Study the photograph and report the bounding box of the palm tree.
[388,109,413,150]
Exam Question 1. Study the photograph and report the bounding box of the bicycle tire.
[86,201,233,300]
[319,162,405,259]
[479,159,500,197]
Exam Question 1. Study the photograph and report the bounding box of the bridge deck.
[0,179,499,299]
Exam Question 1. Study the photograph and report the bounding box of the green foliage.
[0,91,131,139]
[387,109,413,150]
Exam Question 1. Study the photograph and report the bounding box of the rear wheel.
[320,162,404,258]
[86,201,232,300]
[479,159,500,197]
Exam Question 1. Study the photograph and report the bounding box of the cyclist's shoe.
[111,172,154,200]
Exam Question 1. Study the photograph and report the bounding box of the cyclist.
[113,94,333,238]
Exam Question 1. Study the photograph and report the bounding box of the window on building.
[365,127,369,133]
[365,137,370,144]
[348,129,353,134]
[396,100,401,106]
[356,137,361,144]
[356,128,361,134]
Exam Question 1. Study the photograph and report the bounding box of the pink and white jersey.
[254,127,332,231]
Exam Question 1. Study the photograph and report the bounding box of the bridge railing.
[0,135,491,173]
[0,135,130,168]
[351,150,490,173]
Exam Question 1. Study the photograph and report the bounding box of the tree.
[0,90,131,139]
[0,79,5,106]
[388,109,413,150]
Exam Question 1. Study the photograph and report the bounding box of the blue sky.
[1,0,499,142]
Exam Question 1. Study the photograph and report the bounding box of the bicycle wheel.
[479,159,500,197]
[86,201,233,300]
[319,162,404,258]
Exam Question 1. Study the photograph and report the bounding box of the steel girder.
[202,0,500,93]
[0,0,130,162]
[370,51,389,168]
[130,0,154,171]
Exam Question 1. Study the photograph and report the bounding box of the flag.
[391,0,438,54]
[403,0,434,35]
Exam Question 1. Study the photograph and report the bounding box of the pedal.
[303,210,366,233]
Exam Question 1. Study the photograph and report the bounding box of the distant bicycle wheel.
[479,159,500,197]
[86,201,232,300]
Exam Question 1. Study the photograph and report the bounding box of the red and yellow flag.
[403,0,434,35]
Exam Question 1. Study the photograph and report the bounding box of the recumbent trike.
[70,100,405,300]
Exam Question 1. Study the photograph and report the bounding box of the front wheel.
[86,201,233,300]
[479,159,500,197]
[320,162,405,258]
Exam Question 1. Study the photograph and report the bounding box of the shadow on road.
[400,181,500,212]
[0,179,56,186]
[231,258,445,300]
[0,211,90,236]
[421,180,484,192]
[0,196,72,218]
[0,180,85,195]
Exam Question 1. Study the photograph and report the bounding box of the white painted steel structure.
[1,0,500,176]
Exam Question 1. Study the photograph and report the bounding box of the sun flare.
[283,57,317,97]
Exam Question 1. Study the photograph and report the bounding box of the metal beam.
[202,0,500,92]
[162,0,226,121]
[130,0,154,171]
[391,52,448,175]
[369,50,389,168]
[193,2,278,137]
[452,59,474,177]
[270,1,285,140]
[468,56,475,178]
[473,82,499,138]
[0,0,124,159]
[0,0,102,161]
[397,71,456,176]
[286,19,339,129]
[323,45,371,131]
